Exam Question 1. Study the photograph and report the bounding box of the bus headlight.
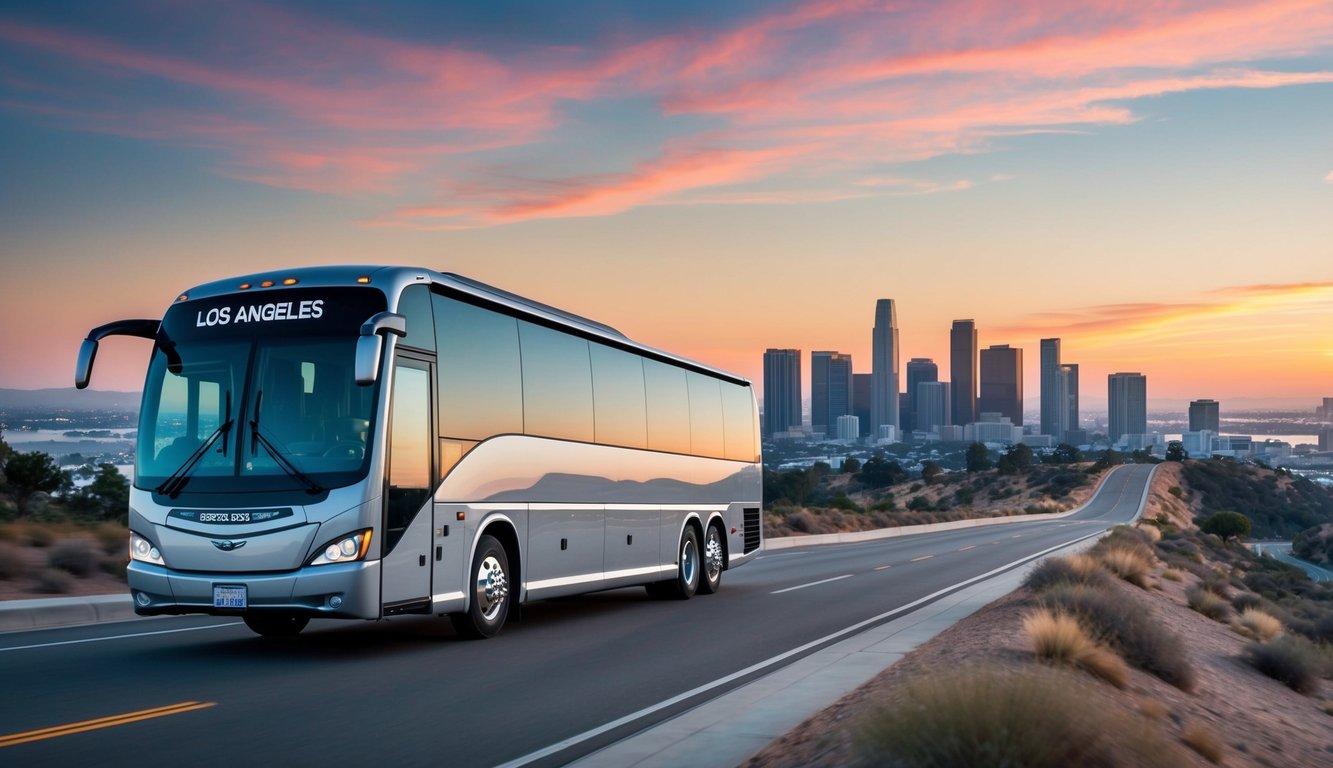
[308,530,372,566]
[129,532,164,565]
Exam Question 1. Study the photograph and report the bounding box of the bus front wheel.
[244,613,309,638]
[451,534,511,639]
[646,526,701,600]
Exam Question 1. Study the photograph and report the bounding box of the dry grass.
[35,568,73,594]
[1138,698,1170,720]
[47,539,100,578]
[0,541,27,581]
[90,523,128,556]
[1137,524,1163,543]
[1231,608,1283,641]
[1181,722,1225,764]
[1161,569,1183,582]
[1024,554,1113,593]
[1186,586,1231,621]
[1099,547,1153,589]
[1024,609,1129,689]
[1246,636,1322,695]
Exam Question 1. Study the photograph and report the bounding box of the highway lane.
[0,464,1155,767]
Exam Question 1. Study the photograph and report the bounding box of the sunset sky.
[1,1,1330,408]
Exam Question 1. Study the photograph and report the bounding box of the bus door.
[380,358,434,610]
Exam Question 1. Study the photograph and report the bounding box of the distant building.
[1063,428,1089,446]
[1022,434,1055,449]
[950,319,979,426]
[934,424,965,442]
[1255,440,1292,462]
[915,381,952,432]
[904,357,939,431]
[1214,435,1253,456]
[835,414,860,441]
[1061,363,1079,438]
[762,349,802,438]
[1119,433,1164,452]
[1189,399,1220,433]
[875,424,898,444]
[1182,430,1216,457]
[1319,398,1333,421]
[811,351,853,437]
[871,299,900,433]
[1040,338,1064,437]
[1319,426,1333,452]
[965,412,1022,445]
[979,344,1023,426]
[1107,372,1147,441]
[851,373,872,438]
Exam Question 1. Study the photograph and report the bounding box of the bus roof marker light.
[238,283,251,290]
[176,293,189,302]
[260,279,275,288]
[356,275,371,284]
[282,278,298,286]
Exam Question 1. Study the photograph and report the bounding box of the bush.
[1199,510,1252,540]
[0,542,27,580]
[47,539,99,578]
[1186,586,1231,621]
[854,667,1186,768]
[1042,584,1195,690]
[1232,608,1283,641]
[1098,548,1153,589]
[92,523,128,556]
[35,568,73,594]
[1230,592,1262,612]
[25,525,54,548]
[1161,569,1183,582]
[1024,555,1112,593]
[4,451,68,501]
[1180,723,1224,764]
[1245,636,1322,694]
[1023,609,1130,690]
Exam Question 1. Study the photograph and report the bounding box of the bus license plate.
[213,585,247,609]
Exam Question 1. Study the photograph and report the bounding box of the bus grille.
[743,507,761,553]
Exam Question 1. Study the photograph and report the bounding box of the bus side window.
[686,373,724,459]
[590,343,647,449]
[434,296,523,440]
[397,285,435,352]
[385,363,431,553]
[519,322,593,442]
[721,383,756,462]
[644,360,690,455]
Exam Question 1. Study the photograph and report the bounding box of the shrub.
[47,539,99,578]
[1042,584,1195,690]
[0,542,27,580]
[1230,592,1262,612]
[1024,610,1090,663]
[91,523,128,556]
[1186,586,1231,621]
[1137,524,1163,543]
[1161,569,1183,582]
[1232,608,1283,641]
[853,667,1185,768]
[1180,723,1224,764]
[100,557,128,579]
[1245,636,1321,694]
[25,525,54,548]
[1199,511,1251,541]
[1023,554,1112,593]
[35,568,73,594]
[1099,548,1153,589]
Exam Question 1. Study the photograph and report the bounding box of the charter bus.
[75,266,762,638]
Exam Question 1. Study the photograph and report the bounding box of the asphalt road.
[0,463,1155,768]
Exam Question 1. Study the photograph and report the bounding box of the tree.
[1046,443,1082,464]
[996,443,1033,475]
[1165,441,1186,462]
[858,453,908,488]
[1200,510,1251,541]
[0,429,12,466]
[78,463,131,520]
[921,461,944,485]
[842,457,861,474]
[965,443,992,473]
[5,451,67,503]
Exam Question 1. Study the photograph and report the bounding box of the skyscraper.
[811,351,853,436]
[904,357,939,431]
[871,299,900,433]
[1061,363,1080,440]
[915,381,952,432]
[1108,372,1148,441]
[1189,399,1220,433]
[762,348,801,437]
[852,373,872,437]
[950,319,978,426]
[1040,338,1063,437]
[979,344,1023,426]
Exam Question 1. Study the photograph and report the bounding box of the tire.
[450,534,511,639]
[698,522,724,595]
[243,613,309,638]
[646,526,701,600]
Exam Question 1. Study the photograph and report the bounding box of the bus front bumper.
[127,559,382,620]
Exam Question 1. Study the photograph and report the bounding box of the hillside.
[1180,460,1333,539]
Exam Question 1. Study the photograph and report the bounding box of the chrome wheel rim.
[704,528,723,582]
[474,554,508,622]
[681,538,698,585]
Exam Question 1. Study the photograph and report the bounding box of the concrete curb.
[0,593,137,633]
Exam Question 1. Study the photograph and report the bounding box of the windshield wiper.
[249,391,324,495]
[156,391,232,498]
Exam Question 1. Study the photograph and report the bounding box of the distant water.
[5,428,135,444]
[1166,433,1318,446]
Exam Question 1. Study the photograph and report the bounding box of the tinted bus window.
[397,285,435,352]
[687,373,724,459]
[434,296,523,440]
[385,363,431,551]
[644,360,690,454]
[519,322,594,442]
[721,383,756,462]
[590,343,647,449]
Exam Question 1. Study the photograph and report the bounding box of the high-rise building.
[762,349,801,437]
[1062,363,1080,441]
[1320,426,1333,452]
[950,319,979,425]
[1040,338,1063,437]
[979,344,1023,426]
[1189,399,1221,433]
[871,299,900,433]
[811,351,853,436]
[915,381,952,432]
[1318,397,1333,421]
[835,414,860,441]
[1108,372,1148,441]
[904,357,939,431]
[852,373,872,438]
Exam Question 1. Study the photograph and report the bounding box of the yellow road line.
[910,555,933,562]
[0,701,215,748]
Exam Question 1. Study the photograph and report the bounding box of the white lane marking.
[910,554,934,562]
[0,622,243,653]
[770,574,853,595]
[497,525,1118,768]
[873,565,892,571]
[957,545,976,552]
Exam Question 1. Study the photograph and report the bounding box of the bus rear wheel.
[698,523,724,595]
[244,613,309,638]
[450,534,511,639]
[646,526,701,600]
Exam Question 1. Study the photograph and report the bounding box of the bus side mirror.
[356,312,407,386]
[74,339,98,390]
[74,318,160,390]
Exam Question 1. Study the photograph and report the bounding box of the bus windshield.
[135,287,386,494]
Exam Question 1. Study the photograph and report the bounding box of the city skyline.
[0,2,1331,401]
